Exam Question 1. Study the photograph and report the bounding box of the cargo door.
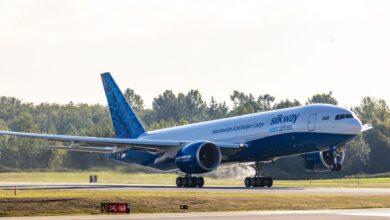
[307,114,317,131]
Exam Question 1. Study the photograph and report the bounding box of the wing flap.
[217,142,247,158]
[42,146,115,153]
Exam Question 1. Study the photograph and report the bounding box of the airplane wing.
[0,131,181,151]
[0,131,245,156]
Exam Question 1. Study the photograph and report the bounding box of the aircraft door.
[308,114,317,131]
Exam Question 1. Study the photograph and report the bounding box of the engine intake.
[175,141,221,174]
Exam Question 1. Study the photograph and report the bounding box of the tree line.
[0,90,389,178]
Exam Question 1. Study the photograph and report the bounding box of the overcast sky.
[0,0,388,108]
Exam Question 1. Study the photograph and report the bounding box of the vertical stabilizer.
[101,72,146,139]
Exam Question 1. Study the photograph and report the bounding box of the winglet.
[101,72,146,139]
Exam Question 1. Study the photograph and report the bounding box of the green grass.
[0,171,389,188]
[1,190,390,217]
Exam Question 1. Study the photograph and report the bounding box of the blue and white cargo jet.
[0,73,372,188]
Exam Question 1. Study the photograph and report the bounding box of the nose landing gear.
[244,162,273,188]
[176,174,204,188]
[329,145,345,172]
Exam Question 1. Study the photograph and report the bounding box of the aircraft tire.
[244,177,251,187]
[251,177,258,187]
[182,177,189,187]
[196,177,204,188]
[258,177,266,187]
[176,177,183,187]
[191,177,197,187]
[265,177,273,187]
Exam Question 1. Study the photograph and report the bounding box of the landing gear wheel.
[187,177,193,187]
[177,175,205,188]
[196,177,204,188]
[191,177,197,187]
[244,162,274,188]
[250,177,265,187]
[244,177,251,187]
[176,177,183,187]
[264,177,273,187]
[251,177,257,187]
[259,177,266,187]
[182,177,189,187]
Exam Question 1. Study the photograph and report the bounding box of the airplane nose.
[351,118,363,134]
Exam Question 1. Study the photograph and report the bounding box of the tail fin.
[101,72,146,139]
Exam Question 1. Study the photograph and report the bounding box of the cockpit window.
[335,114,353,120]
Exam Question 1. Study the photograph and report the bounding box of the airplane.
[0,72,372,188]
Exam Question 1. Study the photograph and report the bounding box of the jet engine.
[175,141,221,174]
[303,149,345,172]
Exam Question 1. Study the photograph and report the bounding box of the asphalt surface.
[1,209,390,220]
[1,182,390,195]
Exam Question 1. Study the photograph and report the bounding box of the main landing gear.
[244,162,273,188]
[176,174,204,188]
[244,176,273,188]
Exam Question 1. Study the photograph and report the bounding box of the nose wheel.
[176,175,204,188]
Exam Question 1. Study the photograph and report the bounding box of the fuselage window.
[322,116,329,120]
[335,114,353,120]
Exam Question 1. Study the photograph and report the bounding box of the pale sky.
[0,0,389,109]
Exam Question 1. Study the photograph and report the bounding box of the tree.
[4,112,51,169]
[306,91,338,105]
[354,97,389,124]
[63,118,114,169]
[273,99,301,110]
[344,134,370,170]
[257,94,275,112]
[124,88,144,112]
[180,90,207,122]
[207,97,229,120]
[152,90,181,121]
[230,91,258,116]
[353,97,390,173]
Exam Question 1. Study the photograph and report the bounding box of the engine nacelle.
[175,141,221,174]
[303,150,345,172]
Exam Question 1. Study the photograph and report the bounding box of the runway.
[1,182,390,195]
[1,209,390,220]
[1,183,390,219]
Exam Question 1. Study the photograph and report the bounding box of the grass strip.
[0,190,390,217]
